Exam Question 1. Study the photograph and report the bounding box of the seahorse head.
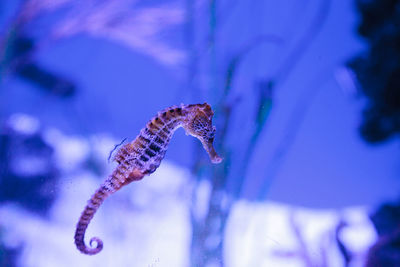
[183,103,222,164]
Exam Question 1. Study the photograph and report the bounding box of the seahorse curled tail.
[74,167,143,255]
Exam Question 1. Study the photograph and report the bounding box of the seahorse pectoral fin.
[201,138,222,164]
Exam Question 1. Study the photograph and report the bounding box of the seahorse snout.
[201,139,222,164]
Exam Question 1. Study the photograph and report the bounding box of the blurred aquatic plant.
[47,0,186,65]
[348,0,400,143]
[0,0,76,96]
[348,0,400,264]
[271,212,328,266]
[11,0,185,64]
[187,0,331,266]
[0,0,185,96]
[0,31,76,97]
[335,221,353,267]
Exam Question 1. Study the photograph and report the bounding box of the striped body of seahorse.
[74,103,222,255]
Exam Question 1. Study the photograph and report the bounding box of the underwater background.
[1,0,400,266]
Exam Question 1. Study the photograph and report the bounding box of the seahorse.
[74,103,222,255]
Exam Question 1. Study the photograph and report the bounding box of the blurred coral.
[0,114,58,215]
[366,202,400,266]
[348,0,400,143]
[348,0,400,264]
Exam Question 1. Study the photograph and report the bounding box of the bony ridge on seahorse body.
[74,103,222,255]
